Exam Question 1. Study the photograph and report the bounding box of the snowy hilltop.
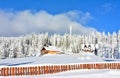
[0,31,120,59]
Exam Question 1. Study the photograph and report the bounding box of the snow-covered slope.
[0,46,119,67]
[0,52,104,67]
[0,53,119,68]
[0,46,120,78]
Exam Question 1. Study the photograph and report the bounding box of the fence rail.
[0,63,120,76]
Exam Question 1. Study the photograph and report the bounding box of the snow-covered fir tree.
[0,31,119,59]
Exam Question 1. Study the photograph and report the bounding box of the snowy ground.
[0,53,103,67]
[0,52,119,67]
[0,53,120,78]
[0,46,120,78]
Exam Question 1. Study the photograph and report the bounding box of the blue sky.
[0,0,120,36]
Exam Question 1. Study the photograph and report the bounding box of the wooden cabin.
[41,47,63,55]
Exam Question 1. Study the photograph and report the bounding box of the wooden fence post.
[45,66,49,74]
[14,67,17,75]
[103,63,104,69]
[75,64,78,69]
[101,63,103,69]
[96,63,98,69]
[116,63,119,69]
[77,64,80,69]
[22,67,26,75]
[20,67,23,76]
[25,67,28,75]
[85,64,87,69]
[69,65,71,70]
[32,67,34,75]
[3,68,6,76]
[63,65,65,71]
[64,65,66,71]
[1,68,5,76]
[50,66,53,74]
[17,67,19,75]
[114,63,116,69]
[54,65,57,73]
[112,63,114,69]
[61,65,63,72]
[70,65,72,70]
[111,63,113,69]
[72,65,74,70]
[27,67,29,75]
[56,65,58,73]
[87,64,90,69]
[11,67,13,76]
[92,64,94,69]
[56,65,59,73]
[83,64,85,69]
[38,66,41,75]
[31,67,33,75]
[27,67,30,75]
[34,66,37,75]
[109,63,111,69]
[43,66,45,74]
[65,65,67,71]
[4,68,7,76]
[108,63,110,69]
[6,67,9,76]
[78,64,80,69]
[90,64,93,69]
[62,65,65,71]
[67,65,70,71]
[73,65,76,70]
[40,66,43,74]
[2,68,4,76]
[29,67,32,75]
[32,67,35,75]
[118,63,120,69]
[56,65,59,72]
[48,65,51,74]
[106,63,108,69]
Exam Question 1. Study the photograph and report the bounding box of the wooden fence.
[0,63,120,76]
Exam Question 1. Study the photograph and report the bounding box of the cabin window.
[88,45,91,49]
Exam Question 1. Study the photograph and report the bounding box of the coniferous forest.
[0,31,120,59]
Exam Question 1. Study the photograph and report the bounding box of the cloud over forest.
[0,10,97,36]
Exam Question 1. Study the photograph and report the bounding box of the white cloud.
[101,3,115,14]
[64,10,92,24]
[0,10,98,36]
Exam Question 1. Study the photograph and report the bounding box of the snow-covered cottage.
[81,44,95,52]
[41,47,63,55]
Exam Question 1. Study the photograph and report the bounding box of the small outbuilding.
[81,44,95,52]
